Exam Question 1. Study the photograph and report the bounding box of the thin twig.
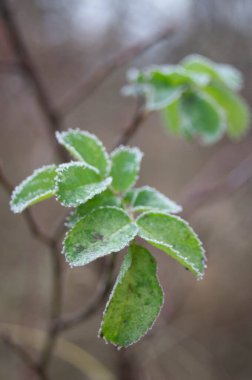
[57,25,176,116]
[0,61,21,74]
[181,153,252,217]
[0,164,62,373]
[114,102,149,148]
[0,0,67,161]
[1,334,48,380]
[56,255,116,332]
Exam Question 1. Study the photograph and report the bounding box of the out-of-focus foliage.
[123,54,251,144]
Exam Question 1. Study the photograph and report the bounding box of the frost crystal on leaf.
[10,165,56,213]
[110,145,143,193]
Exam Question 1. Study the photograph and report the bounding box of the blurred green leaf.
[100,244,163,347]
[181,54,243,90]
[162,97,182,135]
[203,83,250,139]
[63,206,138,266]
[123,66,209,111]
[10,165,56,213]
[137,212,206,278]
[180,91,225,144]
[55,162,112,207]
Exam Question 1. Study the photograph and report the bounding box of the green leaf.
[203,83,250,139]
[99,244,164,347]
[145,85,184,111]
[123,66,209,111]
[162,97,181,135]
[10,165,56,213]
[136,212,206,278]
[181,54,243,90]
[123,82,183,111]
[56,129,111,177]
[144,66,209,87]
[55,162,112,207]
[124,186,182,214]
[110,146,143,193]
[180,91,225,144]
[63,206,138,266]
[66,189,121,228]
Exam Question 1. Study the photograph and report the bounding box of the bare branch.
[181,153,252,217]
[1,334,48,380]
[0,0,67,161]
[0,61,21,74]
[0,164,62,371]
[56,254,116,332]
[113,102,149,148]
[57,25,175,116]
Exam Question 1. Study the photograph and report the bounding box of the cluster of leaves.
[123,54,250,144]
[10,129,205,347]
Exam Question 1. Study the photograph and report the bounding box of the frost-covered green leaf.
[180,91,225,144]
[203,83,250,139]
[63,206,138,266]
[181,54,243,90]
[110,146,143,193]
[99,244,163,347]
[55,162,112,207]
[124,186,182,214]
[10,165,56,213]
[56,129,110,177]
[137,212,206,278]
[66,189,121,228]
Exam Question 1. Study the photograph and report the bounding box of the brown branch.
[0,164,62,373]
[56,254,116,332]
[181,153,252,217]
[0,0,67,161]
[0,61,22,74]
[1,334,48,380]
[114,102,149,148]
[57,25,175,116]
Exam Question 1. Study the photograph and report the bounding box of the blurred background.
[1,0,252,379]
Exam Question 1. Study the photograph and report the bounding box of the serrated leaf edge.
[55,129,111,177]
[136,212,207,279]
[62,206,139,266]
[131,185,182,214]
[98,244,164,348]
[110,146,143,192]
[55,161,112,207]
[10,164,56,213]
